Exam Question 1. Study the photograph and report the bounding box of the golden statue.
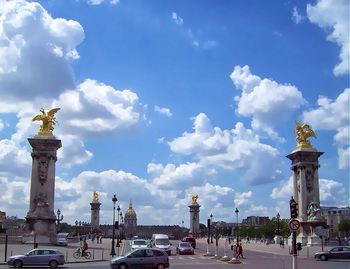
[191,194,198,204]
[32,108,60,137]
[295,122,316,149]
[92,191,99,202]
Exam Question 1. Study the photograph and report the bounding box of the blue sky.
[0,0,348,227]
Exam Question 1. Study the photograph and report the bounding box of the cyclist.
[82,239,88,257]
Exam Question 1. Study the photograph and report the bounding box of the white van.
[151,234,171,255]
[56,233,69,246]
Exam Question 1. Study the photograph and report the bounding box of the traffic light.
[297,242,302,251]
[207,218,211,228]
[290,196,298,219]
[115,221,119,229]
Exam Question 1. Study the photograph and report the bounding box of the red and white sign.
[289,219,300,231]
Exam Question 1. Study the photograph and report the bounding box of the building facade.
[242,216,270,226]
[321,206,350,236]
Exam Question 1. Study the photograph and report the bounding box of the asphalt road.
[1,239,349,269]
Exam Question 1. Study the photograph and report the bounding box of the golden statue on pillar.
[191,194,198,204]
[92,191,99,202]
[32,108,60,137]
[295,122,316,150]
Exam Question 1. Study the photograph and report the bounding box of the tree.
[338,219,350,237]
[240,224,247,238]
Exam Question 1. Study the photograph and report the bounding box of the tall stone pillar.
[287,148,326,245]
[90,191,101,230]
[188,195,200,237]
[25,137,62,243]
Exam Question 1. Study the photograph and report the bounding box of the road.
[0,239,349,269]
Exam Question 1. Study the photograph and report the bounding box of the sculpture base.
[24,216,57,244]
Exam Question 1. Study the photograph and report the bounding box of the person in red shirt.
[82,239,88,256]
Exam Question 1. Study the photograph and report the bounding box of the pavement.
[0,237,123,265]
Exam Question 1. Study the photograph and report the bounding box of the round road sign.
[289,219,300,231]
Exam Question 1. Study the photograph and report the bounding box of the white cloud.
[154,106,173,117]
[87,0,119,5]
[270,177,293,199]
[307,0,349,76]
[172,12,183,25]
[292,7,304,24]
[230,65,305,140]
[302,88,349,169]
[0,0,84,101]
[0,119,4,131]
[169,113,282,185]
[234,191,252,208]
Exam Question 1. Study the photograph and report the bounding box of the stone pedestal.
[24,137,61,244]
[90,201,101,230]
[287,148,326,246]
[189,203,200,237]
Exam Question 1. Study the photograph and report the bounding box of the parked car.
[314,246,350,261]
[131,239,148,250]
[176,242,194,255]
[7,248,65,268]
[110,248,169,269]
[181,237,196,248]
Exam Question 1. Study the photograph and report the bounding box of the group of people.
[231,242,244,258]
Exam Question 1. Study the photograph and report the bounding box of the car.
[131,239,148,250]
[181,237,196,248]
[7,248,65,268]
[314,246,350,261]
[151,234,172,255]
[56,233,69,246]
[176,242,194,255]
[110,248,169,269]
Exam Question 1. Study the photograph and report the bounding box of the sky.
[0,0,348,227]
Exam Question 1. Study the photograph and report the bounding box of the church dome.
[124,201,137,228]
[125,202,137,217]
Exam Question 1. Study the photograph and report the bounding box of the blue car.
[110,248,169,269]
[7,248,65,268]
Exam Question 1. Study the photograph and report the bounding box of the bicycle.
[73,247,91,259]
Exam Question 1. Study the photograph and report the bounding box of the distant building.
[241,216,270,226]
[124,202,137,228]
[320,206,350,236]
[0,211,6,220]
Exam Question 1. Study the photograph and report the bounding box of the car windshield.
[156,238,169,245]
[133,240,146,245]
[179,242,191,247]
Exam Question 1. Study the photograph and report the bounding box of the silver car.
[314,246,350,261]
[131,239,148,250]
[110,248,169,269]
[7,248,65,268]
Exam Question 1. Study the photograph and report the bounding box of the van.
[151,234,172,255]
[56,233,69,246]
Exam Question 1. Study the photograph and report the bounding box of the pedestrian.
[237,243,244,258]
[338,236,341,246]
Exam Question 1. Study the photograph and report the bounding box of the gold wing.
[303,124,316,138]
[32,114,43,122]
[47,107,60,117]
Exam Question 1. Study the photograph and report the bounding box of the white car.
[131,239,148,250]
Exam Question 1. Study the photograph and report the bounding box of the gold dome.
[125,202,137,217]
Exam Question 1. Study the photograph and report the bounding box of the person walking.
[237,243,244,258]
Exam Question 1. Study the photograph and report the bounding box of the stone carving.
[307,201,321,221]
[32,108,60,137]
[191,194,198,204]
[38,158,48,184]
[305,170,314,192]
[295,122,316,150]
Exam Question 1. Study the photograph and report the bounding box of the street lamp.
[75,220,78,237]
[235,208,239,244]
[276,212,281,235]
[110,194,118,256]
[210,214,213,243]
[56,209,63,233]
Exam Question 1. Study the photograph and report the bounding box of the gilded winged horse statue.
[32,108,60,136]
[295,122,316,149]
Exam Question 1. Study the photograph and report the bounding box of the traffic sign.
[289,219,300,231]
[315,226,328,237]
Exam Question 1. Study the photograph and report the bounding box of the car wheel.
[49,260,58,268]
[13,260,23,268]
[156,264,165,269]
[118,263,128,269]
[320,255,328,261]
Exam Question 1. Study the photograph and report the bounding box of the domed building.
[124,201,137,228]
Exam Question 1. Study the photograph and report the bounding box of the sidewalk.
[197,238,325,259]
[0,238,122,265]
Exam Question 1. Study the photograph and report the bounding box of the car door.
[329,247,341,259]
[23,250,39,265]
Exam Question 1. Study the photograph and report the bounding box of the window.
[153,250,164,257]
[145,249,153,257]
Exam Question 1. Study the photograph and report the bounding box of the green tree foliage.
[240,224,247,238]
[338,219,350,236]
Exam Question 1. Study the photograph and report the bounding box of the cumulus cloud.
[302,88,349,169]
[169,113,282,185]
[307,0,349,76]
[154,106,172,117]
[234,191,252,208]
[0,0,84,101]
[230,65,305,140]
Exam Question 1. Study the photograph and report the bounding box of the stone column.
[25,137,61,244]
[90,201,101,230]
[188,203,200,237]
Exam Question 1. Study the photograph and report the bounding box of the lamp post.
[75,220,78,238]
[56,209,63,233]
[110,194,117,256]
[276,212,280,238]
[235,208,239,244]
[210,214,213,243]
[79,221,82,237]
